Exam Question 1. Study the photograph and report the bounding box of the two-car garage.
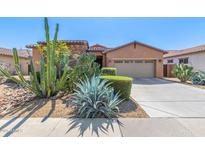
[113,59,155,77]
[104,41,164,78]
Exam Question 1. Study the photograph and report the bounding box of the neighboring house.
[163,45,205,77]
[26,40,164,78]
[0,48,31,75]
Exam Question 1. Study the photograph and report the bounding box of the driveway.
[131,78,205,117]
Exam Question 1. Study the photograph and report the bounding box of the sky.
[1,17,205,50]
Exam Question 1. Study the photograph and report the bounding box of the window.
[179,58,189,64]
[167,59,173,64]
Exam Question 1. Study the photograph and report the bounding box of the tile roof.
[164,45,205,58]
[87,44,111,52]
[26,40,89,48]
[0,48,31,58]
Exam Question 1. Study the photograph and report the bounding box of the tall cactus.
[0,18,69,98]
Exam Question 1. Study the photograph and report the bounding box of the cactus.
[0,18,69,98]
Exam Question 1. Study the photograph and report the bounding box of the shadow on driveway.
[132,78,175,85]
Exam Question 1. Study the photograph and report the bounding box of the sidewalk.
[0,118,205,137]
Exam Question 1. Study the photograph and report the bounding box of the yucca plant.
[71,76,123,118]
[0,18,70,98]
[172,64,193,82]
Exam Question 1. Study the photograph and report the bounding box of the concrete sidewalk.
[0,118,205,137]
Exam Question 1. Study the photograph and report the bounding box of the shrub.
[72,76,123,118]
[191,71,205,85]
[99,75,133,100]
[101,67,117,76]
[67,53,101,92]
[172,64,193,82]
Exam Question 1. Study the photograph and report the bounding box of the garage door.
[113,60,155,77]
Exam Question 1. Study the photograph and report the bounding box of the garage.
[113,59,155,77]
[104,41,164,78]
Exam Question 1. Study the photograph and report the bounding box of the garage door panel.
[113,60,155,77]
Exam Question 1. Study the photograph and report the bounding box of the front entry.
[95,56,103,68]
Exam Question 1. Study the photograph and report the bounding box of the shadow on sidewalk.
[66,118,123,137]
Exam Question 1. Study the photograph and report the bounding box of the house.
[0,48,30,75]
[163,45,205,77]
[26,40,165,78]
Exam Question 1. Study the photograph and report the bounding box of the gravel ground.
[0,82,35,114]
[0,81,148,118]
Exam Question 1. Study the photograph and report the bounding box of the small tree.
[172,64,193,82]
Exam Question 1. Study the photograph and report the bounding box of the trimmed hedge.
[101,67,117,76]
[100,75,133,100]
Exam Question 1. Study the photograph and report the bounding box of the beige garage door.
[113,60,155,77]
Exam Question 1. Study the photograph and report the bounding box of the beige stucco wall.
[105,43,164,78]
[32,48,41,71]
[0,55,29,75]
[164,52,205,72]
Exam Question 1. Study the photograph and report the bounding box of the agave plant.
[71,76,123,118]
[172,64,193,82]
[0,18,70,98]
[191,71,205,85]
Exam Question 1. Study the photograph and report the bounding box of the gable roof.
[164,45,205,58]
[0,48,31,58]
[103,41,165,54]
[26,40,89,48]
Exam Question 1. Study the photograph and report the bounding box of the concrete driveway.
[131,78,205,117]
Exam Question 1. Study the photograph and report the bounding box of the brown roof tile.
[164,45,205,58]
[88,44,111,52]
[0,48,31,58]
[26,40,89,48]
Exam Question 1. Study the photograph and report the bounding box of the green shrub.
[172,64,193,82]
[101,67,117,76]
[67,53,101,92]
[100,75,133,100]
[72,76,123,118]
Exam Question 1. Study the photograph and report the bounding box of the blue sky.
[1,17,205,50]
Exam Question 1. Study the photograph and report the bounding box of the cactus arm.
[40,56,46,96]
[13,48,28,84]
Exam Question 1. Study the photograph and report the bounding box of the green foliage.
[72,76,123,118]
[37,41,70,66]
[191,71,205,85]
[0,18,70,98]
[67,53,101,92]
[172,64,193,82]
[100,76,133,100]
[101,67,117,76]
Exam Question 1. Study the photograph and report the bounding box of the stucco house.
[163,45,205,77]
[26,40,164,78]
[0,48,30,75]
